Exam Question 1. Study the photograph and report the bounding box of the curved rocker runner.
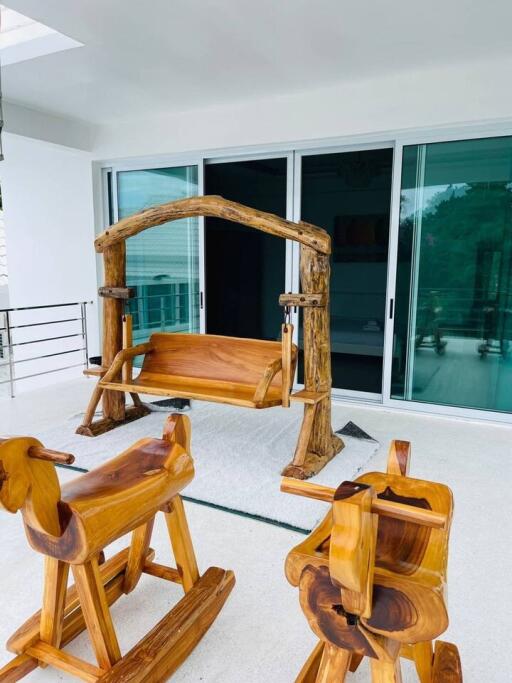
[0,414,235,682]
[282,440,463,682]
[77,195,344,479]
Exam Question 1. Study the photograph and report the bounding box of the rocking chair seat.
[24,437,195,564]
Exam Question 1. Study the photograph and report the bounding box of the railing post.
[81,302,89,370]
[5,310,15,398]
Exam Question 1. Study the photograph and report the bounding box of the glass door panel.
[117,166,199,346]
[300,149,393,394]
[204,158,287,340]
[392,136,512,412]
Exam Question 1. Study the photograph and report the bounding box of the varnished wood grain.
[387,441,411,477]
[25,433,195,563]
[432,641,463,683]
[284,441,461,682]
[26,642,104,682]
[1,415,235,682]
[97,567,235,683]
[294,640,325,683]
[71,558,121,668]
[166,495,200,593]
[40,558,69,649]
[123,519,155,593]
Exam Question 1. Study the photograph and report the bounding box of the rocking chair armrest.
[102,342,153,383]
[253,358,283,404]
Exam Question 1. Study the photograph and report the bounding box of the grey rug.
[37,401,380,531]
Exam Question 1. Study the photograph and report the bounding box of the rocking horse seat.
[99,332,298,409]
[24,436,195,565]
[285,470,453,645]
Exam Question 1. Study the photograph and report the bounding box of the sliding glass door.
[390,136,512,413]
[116,165,200,345]
[298,148,393,396]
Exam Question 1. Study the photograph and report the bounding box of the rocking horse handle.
[28,446,75,465]
[280,478,447,530]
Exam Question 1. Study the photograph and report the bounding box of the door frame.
[293,142,395,402]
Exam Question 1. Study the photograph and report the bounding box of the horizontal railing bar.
[0,301,92,313]
[0,348,86,366]
[3,317,84,330]
[0,363,85,385]
[0,333,83,349]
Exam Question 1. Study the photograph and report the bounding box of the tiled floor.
[1,377,511,682]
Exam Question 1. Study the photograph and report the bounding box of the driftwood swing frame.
[78,195,344,478]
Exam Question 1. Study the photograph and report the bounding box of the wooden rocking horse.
[282,440,463,682]
[0,414,235,682]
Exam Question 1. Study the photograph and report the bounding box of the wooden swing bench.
[84,331,299,414]
[79,195,345,479]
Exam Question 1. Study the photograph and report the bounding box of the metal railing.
[0,301,92,398]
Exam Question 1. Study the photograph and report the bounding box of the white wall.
[92,54,512,160]
[1,133,99,394]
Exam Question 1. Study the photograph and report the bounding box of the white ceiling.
[3,0,512,126]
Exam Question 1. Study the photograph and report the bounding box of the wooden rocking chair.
[281,441,463,683]
[0,414,235,682]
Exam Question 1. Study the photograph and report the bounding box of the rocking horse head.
[0,436,74,536]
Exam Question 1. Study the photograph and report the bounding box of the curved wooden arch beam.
[95,195,331,255]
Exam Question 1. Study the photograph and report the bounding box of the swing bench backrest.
[114,332,298,408]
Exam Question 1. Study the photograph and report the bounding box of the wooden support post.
[102,243,126,423]
[370,656,403,683]
[71,559,121,669]
[123,518,155,594]
[122,314,133,384]
[299,244,344,477]
[40,558,70,650]
[165,496,200,593]
[316,643,351,683]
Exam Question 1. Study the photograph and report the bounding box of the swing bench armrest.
[252,358,283,405]
[101,342,154,384]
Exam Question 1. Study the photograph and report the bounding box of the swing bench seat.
[99,332,299,410]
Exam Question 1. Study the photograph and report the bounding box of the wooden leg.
[40,558,70,650]
[0,653,38,682]
[165,496,199,593]
[370,656,403,683]
[432,641,463,683]
[315,643,351,683]
[72,558,121,669]
[282,403,317,478]
[295,640,325,683]
[410,641,434,683]
[123,518,154,593]
[129,392,144,408]
[349,651,365,673]
[79,383,104,429]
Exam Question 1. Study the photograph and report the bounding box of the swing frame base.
[76,403,151,437]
